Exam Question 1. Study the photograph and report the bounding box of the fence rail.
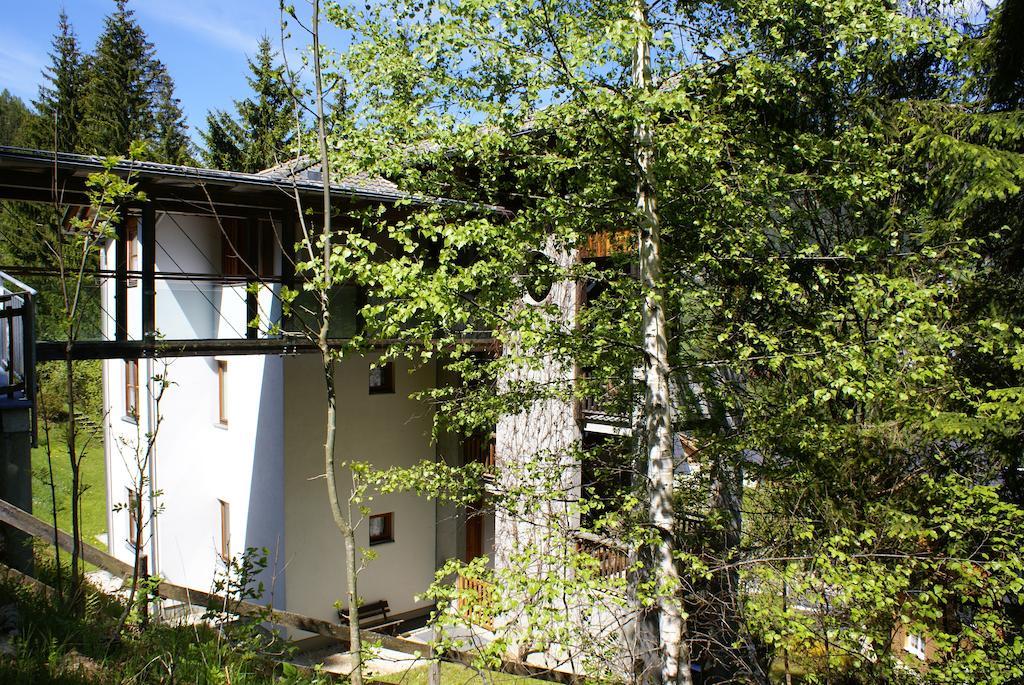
[575,533,629,578]
[0,497,576,683]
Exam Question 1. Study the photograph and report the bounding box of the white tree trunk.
[631,1,691,683]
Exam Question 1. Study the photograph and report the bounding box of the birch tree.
[295,0,1024,682]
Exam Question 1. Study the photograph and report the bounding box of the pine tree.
[28,11,85,152]
[202,110,245,171]
[201,36,296,171]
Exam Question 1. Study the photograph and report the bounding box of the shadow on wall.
[242,357,286,608]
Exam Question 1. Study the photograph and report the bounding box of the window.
[218,500,231,562]
[216,360,228,425]
[368,362,395,395]
[905,632,926,660]
[221,219,245,277]
[368,512,394,545]
[125,360,139,420]
[126,217,138,287]
[221,218,276,278]
[127,488,140,548]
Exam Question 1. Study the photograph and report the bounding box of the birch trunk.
[631,1,691,682]
[311,2,363,683]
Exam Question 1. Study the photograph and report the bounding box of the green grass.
[30,421,108,552]
[375,662,552,685]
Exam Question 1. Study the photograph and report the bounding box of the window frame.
[126,488,140,549]
[126,217,139,288]
[368,512,394,546]
[218,499,231,562]
[221,218,245,277]
[125,359,139,421]
[368,361,395,395]
[216,360,228,426]
[904,632,926,660]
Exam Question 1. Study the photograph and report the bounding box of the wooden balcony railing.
[463,432,496,472]
[579,230,632,259]
[576,533,629,578]
[578,370,630,425]
[456,575,495,631]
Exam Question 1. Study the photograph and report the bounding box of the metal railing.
[0,272,36,425]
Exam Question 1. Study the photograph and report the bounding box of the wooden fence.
[0,497,578,683]
[456,574,495,631]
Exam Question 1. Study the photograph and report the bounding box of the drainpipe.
[145,357,160,581]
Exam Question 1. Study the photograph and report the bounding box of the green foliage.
[288,0,1024,680]
[201,36,298,172]
[0,89,31,147]
[80,0,192,160]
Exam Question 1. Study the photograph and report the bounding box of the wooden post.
[245,214,259,339]
[114,213,128,342]
[140,202,156,344]
[280,212,295,333]
[428,630,442,685]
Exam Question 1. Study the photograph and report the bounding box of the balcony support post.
[141,202,156,343]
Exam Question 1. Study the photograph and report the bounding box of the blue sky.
[0,0,300,145]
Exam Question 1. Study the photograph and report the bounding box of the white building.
[0,148,626,654]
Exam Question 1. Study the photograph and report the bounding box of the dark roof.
[256,155,401,196]
[0,146,409,210]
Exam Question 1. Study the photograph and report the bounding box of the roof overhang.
[0,146,410,215]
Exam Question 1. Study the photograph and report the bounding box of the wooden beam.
[34,335,499,362]
[141,202,156,340]
[114,213,128,343]
[246,213,259,340]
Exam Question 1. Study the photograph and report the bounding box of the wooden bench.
[337,599,402,634]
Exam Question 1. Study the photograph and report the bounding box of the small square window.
[369,362,395,395]
[368,512,394,545]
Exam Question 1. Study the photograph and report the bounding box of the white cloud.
[137,0,262,55]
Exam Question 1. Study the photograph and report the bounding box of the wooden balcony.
[576,533,629,578]
[579,230,632,259]
[578,370,631,428]
[463,431,496,475]
[456,575,495,631]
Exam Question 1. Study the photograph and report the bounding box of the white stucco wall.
[104,353,286,602]
[102,211,286,602]
[283,353,438,623]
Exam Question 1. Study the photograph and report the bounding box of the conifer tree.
[201,36,296,172]
[152,69,194,165]
[82,0,187,157]
[0,90,31,147]
[28,11,85,152]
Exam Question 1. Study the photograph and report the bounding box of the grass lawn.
[376,662,552,685]
[30,422,108,552]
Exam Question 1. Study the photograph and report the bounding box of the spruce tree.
[81,0,163,157]
[152,68,194,165]
[200,36,296,171]
[28,11,85,152]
